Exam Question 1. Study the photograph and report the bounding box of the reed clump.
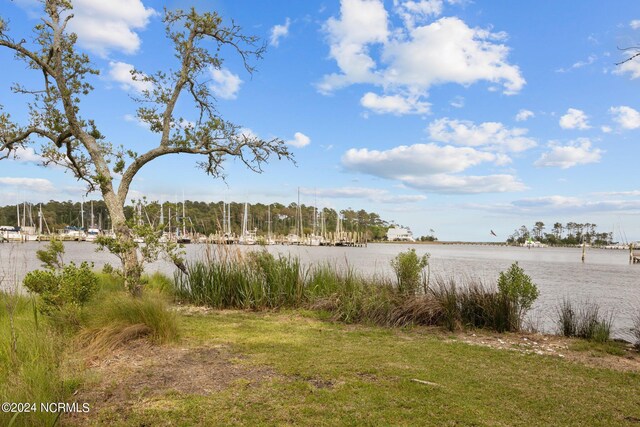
[174,247,304,309]
[632,310,640,349]
[555,299,614,343]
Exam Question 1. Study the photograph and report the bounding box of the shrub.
[23,261,98,315]
[390,248,429,295]
[497,262,539,331]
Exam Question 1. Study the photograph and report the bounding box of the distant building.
[387,226,415,242]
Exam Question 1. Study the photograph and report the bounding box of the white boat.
[60,226,87,241]
[85,228,101,242]
[0,226,23,242]
[239,202,257,245]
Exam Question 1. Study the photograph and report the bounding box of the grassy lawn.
[77,309,640,426]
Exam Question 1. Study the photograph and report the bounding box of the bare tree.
[0,1,293,294]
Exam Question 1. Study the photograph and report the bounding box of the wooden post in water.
[581,241,586,263]
[631,242,634,265]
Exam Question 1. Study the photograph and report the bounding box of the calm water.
[1,242,638,340]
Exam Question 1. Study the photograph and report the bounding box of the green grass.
[0,291,79,426]
[83,310,640,426]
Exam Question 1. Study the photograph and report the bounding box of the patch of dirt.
[66,340,279,425]
[453,331,640,372]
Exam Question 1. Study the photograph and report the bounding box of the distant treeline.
[507,221,615,246]
[0,200,393,240]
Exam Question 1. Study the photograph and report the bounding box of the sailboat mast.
[242,203,248,237]
[182,194,186,237]
[38,204,43,235]
[268,204,271,241]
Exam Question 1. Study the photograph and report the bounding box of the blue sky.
[2,0,640,241]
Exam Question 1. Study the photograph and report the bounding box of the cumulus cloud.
[342,143,524,194]
[319,0,524,115]
[66,0,155,56]
[515,109,534,122]
[534,138,603,169]
[601,125,612,133]
[270,18,291,47]
[209,68,243,100]
[108,61,152,93]
[559,108,590,130]
[613,55,640,80]
[610,105,640,129]
[301,186,426,203]
[286,132,311,148]
[394,0,445,28]
[360,92,430,115]
[428,118,536,152]
[631,19,640,30]
[0,177,55,192]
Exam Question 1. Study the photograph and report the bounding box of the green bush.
[23,261,98,315]
[390,248,429,295]
[497,262,539,331]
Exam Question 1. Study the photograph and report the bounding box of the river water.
[1,242,638,341]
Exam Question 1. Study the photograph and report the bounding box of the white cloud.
[8,146,44,164]
[474,194,640,214]
[556,54,597,73]
[319,0,389,93]
[428,118,536,152]
[401,173,525,194]
[0,177,55,192]
[342,143,524,194]
[239,128,259,140]
[270,18,291,47]
[559,108,590,130]
[383,17,524,95]
[450,96,464,108]
[631,20,640,30]
[613,55,640,80]
[515,109,534,122]
[394,0,444,28]
[209,68,243,100]
[66,0,155,56]
[301,186,426,203]
[319,1,524,115]
[609,105,640,129]
[601,125,612,133]
[286,132,311,148]
[343,144,495,176]
[360,92,430,115]
[108,61,152,93]
[534,138,603,169]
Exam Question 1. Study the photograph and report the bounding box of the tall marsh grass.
[0,291,74,426]
[556,299,614,343]
[174,248,535,333]
[174,248,304,309]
